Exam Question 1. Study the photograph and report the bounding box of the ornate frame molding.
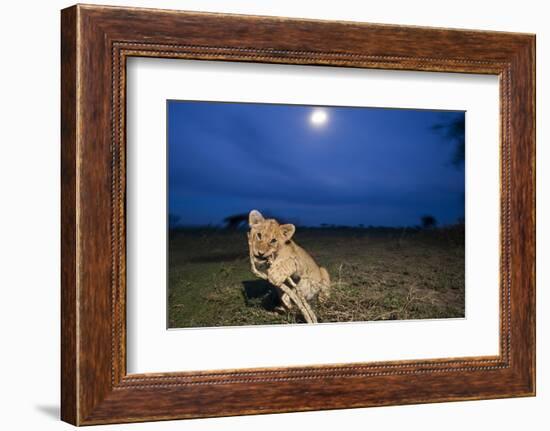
[61,5,535,425]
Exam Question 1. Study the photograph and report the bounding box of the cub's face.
[248,210,295,260]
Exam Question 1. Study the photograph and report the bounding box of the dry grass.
[168,226,464,328]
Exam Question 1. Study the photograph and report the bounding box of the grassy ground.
[168,226,465,328]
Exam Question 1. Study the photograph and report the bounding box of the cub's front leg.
[267,258,297,311]
[267,257,297,288]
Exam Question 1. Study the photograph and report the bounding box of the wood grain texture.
[60,5,78,425]
[60,4,535,425]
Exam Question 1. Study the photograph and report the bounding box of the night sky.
[168,100,465,228]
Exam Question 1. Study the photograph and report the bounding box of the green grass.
[167,226,465,328]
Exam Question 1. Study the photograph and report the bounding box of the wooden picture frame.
[61,4,535,425]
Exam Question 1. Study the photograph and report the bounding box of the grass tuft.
[168,227,465,328]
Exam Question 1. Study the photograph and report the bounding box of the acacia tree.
[421,215,437,229]
[432,115,465,168]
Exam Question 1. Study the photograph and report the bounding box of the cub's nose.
[256,250,269,259]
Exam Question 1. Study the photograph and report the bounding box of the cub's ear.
[280,224,296,241]
[249,210,265,226]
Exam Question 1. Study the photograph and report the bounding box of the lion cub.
[247,210,330,312]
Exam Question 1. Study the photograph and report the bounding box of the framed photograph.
[61,4,535,425]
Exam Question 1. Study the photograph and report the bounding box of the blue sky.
[168,100,465,227]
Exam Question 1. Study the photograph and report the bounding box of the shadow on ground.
[35,404,59,420]
[241,279,279,311]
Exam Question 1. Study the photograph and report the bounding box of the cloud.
[168,102,465,226]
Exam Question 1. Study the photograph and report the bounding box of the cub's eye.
[270,238,277,244]
[256,233,262,240]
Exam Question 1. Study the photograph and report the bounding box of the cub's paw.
[267,270,288,287]
[273,305,288,315]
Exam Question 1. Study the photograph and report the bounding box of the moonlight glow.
[310,109,328,126]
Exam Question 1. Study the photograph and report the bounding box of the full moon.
[310,109,328,126]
